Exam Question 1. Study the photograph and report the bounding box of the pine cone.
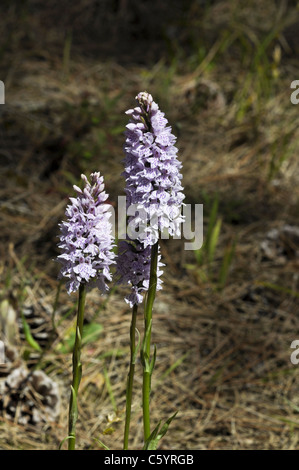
[1,359,60,426]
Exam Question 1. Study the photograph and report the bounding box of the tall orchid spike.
[123,91,185,248]
[57,172,115,294]
[117,92,184,306]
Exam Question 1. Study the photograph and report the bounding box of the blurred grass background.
[0,0,299,450]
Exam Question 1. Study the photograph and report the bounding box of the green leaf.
[255,281,299,298]
[194,247,203,265]
[57,322,103,353]
[140,319,152,371]
[143,421,161,450]
[208,217,222,265]
[58,435,73,450]
[82,323,103,346]
[132,328,141,364]
[149,344,157,375]
[93,438,110,450]
[143,412,178,450]
[206,196,219,251]
[20,312,42,352]
[69,385,78,424]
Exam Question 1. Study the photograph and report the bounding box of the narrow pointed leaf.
[143,412,178,450]
[21,311,42,352]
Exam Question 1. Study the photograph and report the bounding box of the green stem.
[68,282,86,450]
[142,241,159,443]
[123,304,138,450]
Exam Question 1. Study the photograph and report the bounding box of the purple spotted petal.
[57,172,115,295]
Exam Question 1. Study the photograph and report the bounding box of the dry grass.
[1,0,299,450]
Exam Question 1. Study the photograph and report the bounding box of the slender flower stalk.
[141,240,159,442]
[57,172,115,450]
[68,282,86,450]
[119,92,185,448]
[123,303,138,450]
